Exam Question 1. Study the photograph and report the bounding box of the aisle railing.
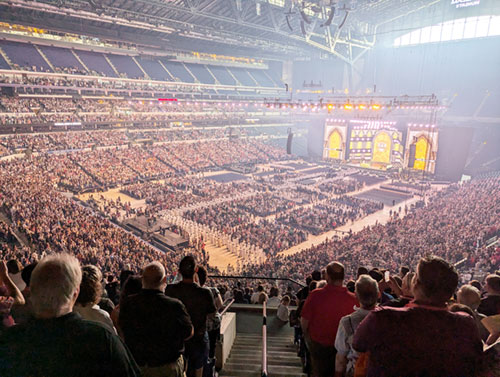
[208,274,306,288]
[261,301,268,377]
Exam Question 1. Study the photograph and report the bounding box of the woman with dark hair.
[111,274,142,337]
[74,265,116,333]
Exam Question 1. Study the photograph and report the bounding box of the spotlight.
[344,103,353,110]
[327,103,334,112]
[371,104,381,110]
[358,104,366,110]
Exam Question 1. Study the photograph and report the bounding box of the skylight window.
[394,15,500,46]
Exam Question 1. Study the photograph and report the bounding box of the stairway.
[132,56,150,79]
[0,47,13,68]
[35,46,56,71]
[219,333,306,377]
[71,50,90,73]
[104,54,120,76]
[205,65,220,85]
[182,62,199,83]
[226,67,242,86]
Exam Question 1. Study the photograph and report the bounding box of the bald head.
[457,285,481,310]
[142,262,166,290]
[326,262,345,285]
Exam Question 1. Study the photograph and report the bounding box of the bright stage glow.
[344,103,353,110]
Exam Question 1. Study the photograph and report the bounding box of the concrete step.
[231,344,296,352]
[231,349,297,358]
[228,355,302,367]
[233,339,293,346]
[220,363,306,377]
[236,334,293,340]
[221,334,304,377]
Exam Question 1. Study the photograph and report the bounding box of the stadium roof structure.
[0,0,498,61]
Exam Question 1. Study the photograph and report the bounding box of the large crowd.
[0,135,498,377]
[0,94,281,127]
[239,177,500,281]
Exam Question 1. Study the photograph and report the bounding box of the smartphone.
[384,271,390,282]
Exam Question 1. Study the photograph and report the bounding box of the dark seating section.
[107,54,144,79]
[248,69,275,87]
[39,46,85,71]
[135,57,173,81]
[161,61,195,83]
[1,41,52,71]
[185,63,215,84]
[209,66,236,85]
[228,67,257,86]
[0,40,286,93]
[0,53,10,70]
[75,50,117,77]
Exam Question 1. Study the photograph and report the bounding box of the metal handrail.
[219,299,235,316]
[261,301,268,377]
[208,274,306,288]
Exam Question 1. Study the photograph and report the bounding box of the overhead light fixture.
[300,2,312,24]
[321,5,335,27]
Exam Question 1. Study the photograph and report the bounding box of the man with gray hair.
[457,284,489,341]
[334,274,379,377]
[0,253,140,377]
[119,261,194,377]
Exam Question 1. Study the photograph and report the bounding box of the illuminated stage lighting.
[327,104,334,111]
[358,104,367,110]
[371,104,381,110]
[344,103,353,110]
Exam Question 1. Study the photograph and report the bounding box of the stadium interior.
[0,0,499,376]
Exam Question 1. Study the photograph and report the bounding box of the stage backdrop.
[435,127,475,182]
[323,119,348,160]
[308,117,327,157]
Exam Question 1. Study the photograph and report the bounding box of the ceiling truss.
[0,0,444,61]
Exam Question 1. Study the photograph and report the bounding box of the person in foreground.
[300,261,358,377]
[0,253,140,377]
[119,261,193,377]
[335,274,379,377]
[165,255,217,377]
[353,256,483,377]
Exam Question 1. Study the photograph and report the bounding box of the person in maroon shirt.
[301,262,358,377]
[353,256,483,377]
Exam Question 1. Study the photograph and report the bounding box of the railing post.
[262,301,267,377]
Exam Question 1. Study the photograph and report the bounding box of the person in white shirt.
[334,274,379,377]
[251,285,265,304]
[73,265,116,334]
[277,296,290,322]
[267,286,281,308]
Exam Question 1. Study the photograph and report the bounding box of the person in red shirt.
[301,262,358,377]
[353,256,483,377]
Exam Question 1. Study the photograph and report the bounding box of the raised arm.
[0,261,25,306]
